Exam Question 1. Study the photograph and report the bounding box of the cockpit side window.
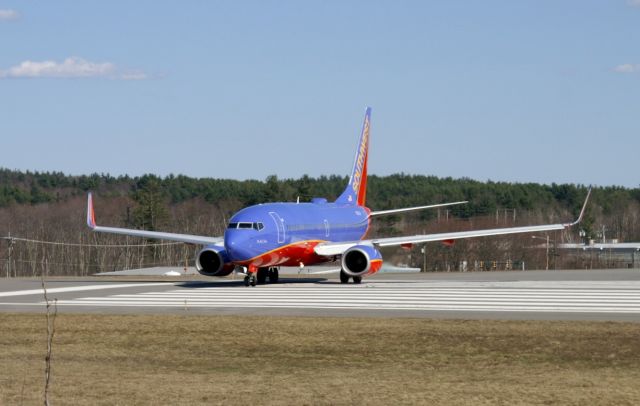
[228,222,238,229]
[238,222,253,229]
[254,222,264,231]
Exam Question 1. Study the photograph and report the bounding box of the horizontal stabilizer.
[369,201,468,217]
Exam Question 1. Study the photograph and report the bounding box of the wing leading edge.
[315,188,592,257]
[86,193,223,246]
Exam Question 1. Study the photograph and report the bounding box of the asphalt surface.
[1,269,640,321]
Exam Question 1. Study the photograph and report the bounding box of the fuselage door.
[324,219,330,238]
[269,212,286,244]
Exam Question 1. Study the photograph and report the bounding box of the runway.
[1,269,640,321]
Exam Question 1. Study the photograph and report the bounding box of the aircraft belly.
[243,240,330,267]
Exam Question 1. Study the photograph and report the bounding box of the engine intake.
[196,245,234,277]
[341,245,383,277]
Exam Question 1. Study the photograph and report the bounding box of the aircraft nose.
[224,232,253,261]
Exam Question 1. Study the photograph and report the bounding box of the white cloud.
[0,57,148,80]
[613,63,640,74]
[628,0,640,7]
[120,71,148,80]
[0,9,19,21]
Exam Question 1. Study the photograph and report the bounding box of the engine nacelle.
[341,244,383,277]
[196,245,235,277]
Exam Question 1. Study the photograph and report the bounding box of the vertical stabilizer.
[336,107,371,206]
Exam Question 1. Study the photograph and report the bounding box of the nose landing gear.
[243,273,257,287]
[243,265,258,287]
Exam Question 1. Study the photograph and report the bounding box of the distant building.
[558,242,640,269]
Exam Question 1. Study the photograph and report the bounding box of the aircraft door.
[269,212,286,244]
[324,219,330,238]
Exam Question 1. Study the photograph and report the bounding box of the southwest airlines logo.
[351,114,370,194]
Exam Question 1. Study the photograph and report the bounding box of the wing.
[315,189,591,257]
[86,193,223,246]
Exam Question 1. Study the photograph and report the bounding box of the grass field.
[1,313,639,405]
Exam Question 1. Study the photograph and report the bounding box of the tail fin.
[336,107,371,206]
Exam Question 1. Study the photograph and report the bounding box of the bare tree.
[41,259,57,406]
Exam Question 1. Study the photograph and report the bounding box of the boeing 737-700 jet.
[87,107,590,286]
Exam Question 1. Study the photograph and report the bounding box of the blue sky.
[1,1,639,187]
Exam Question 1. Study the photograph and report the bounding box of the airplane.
[86,107,591,286]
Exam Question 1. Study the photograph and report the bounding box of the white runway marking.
[0,283,171,298]
[37,281,640,314]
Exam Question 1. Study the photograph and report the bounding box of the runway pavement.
[1,269,640,321]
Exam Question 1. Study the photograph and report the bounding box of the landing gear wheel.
[243,275,250,287]
[257,268,268,285]
[352,276,362,284]
[268,267,279,284]
[249,273,257,287]
[340,270,350,284]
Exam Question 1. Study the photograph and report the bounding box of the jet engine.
[195,245,235,277]
[341,244,383,277]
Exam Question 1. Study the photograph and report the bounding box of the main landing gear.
[340,270,362,284]
[244,267,279,287]
[243,273,257,287]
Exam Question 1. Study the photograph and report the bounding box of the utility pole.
[545,234,549,271]
[533,235,551,271]
[184,244,189,273]
[421,245,426,272]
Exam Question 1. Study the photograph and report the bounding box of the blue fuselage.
[224,200,370,267]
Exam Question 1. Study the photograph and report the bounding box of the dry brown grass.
[1,313,639,405]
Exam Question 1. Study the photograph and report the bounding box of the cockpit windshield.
[227,222,264,231]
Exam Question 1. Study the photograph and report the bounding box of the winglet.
[568,187,592,227]
[87,192,97,229]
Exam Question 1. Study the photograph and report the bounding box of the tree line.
[0,168,638,276]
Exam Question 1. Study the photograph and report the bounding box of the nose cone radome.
[224,231,253,261]
[224,205,269,262]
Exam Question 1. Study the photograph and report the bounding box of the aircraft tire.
[339,270,350,284]
[249,274,257,287]
[257,268,268,284]
[268,268,279,284]
[352,276,362,284]
[243,276,250,287]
